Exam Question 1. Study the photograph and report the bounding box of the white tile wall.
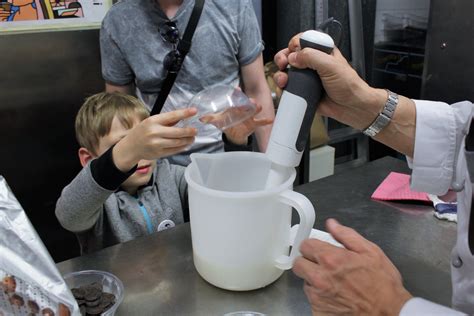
[374,0,431,43]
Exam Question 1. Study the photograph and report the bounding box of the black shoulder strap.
[150,0,205,116]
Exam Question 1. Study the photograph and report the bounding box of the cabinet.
[421,0,474,103]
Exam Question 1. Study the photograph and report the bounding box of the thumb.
[248,98,261,113]
[288,47,330,69]
[289,47,343,78]
[326,218,372,253]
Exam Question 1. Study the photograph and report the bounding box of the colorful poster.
[0,0,112,33]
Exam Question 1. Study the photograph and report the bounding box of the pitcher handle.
[290,225,344,248]
[274,190,315,270]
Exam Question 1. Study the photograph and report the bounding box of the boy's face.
[95,115,156,193]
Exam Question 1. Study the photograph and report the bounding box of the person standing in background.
[100,0,275,166]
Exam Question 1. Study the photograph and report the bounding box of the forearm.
[112,136,141,172]
[241,54,276,152]
[326,85,416,158]
[55,166,111,233]
[362,88,416,158]
[245,86,275,152]
[56,148,136,232]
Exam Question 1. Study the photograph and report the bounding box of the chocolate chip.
[84,287,101,302]
[71,283,116,315]
[98,298,114,314]
[89,282,103,292]
[85,298,101,308]
[42,307,55,316]
[101,292,115,306]
[71,287,86,299]
[79,305,86,316]
[85,305,104,315]
[28,300,40,313]
[2,275,16,293]
[58,303,71,316]
[9,293,24,307]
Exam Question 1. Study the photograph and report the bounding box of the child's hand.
[222,100,273,145]
[113,108,197,171]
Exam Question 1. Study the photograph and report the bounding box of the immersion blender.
[265,29,336,187]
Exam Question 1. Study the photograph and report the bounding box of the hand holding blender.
[265,20,344,251]
[266,19,342,183]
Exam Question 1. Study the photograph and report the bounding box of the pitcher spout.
[189,153,217,185]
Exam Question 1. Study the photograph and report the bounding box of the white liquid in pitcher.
[193,253,284,291]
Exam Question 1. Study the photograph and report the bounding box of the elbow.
[55,202,94,233]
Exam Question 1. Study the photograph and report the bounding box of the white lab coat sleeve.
[409,100,473,195]
[400,298,467,316]
[409,100,457,195]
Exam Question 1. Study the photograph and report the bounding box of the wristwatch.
[362,90,399,137]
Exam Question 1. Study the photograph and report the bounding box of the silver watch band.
[362,90,399,137]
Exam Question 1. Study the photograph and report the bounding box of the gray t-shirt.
[100,0,264,165]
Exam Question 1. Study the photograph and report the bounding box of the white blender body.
[266,30,335,168]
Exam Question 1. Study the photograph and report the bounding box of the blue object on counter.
[428,194,457,222]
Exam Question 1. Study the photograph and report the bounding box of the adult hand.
[273,35,386,130]
[113,108,197,171]
[293,219,412,316]
[222,99,273,145]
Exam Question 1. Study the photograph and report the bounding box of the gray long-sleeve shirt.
[55,148,188,254]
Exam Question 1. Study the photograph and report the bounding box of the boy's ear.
[78,147,95,167]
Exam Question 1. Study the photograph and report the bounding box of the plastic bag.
[0,176,79,315]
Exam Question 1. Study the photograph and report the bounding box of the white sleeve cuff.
[410,100,473,195]
[400,298,467,316]
[410,100,455,195]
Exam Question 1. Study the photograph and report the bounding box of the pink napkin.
[371,172,430,202]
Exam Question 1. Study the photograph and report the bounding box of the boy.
[56,92,270,254]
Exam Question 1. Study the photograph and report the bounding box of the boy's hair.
[75,92,149,154]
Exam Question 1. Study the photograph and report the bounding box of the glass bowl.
[63,270,124,316]
[180,84,257,131]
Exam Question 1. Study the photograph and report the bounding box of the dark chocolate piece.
[71,287,86,299]
[58,303,71,316]
[28,300,40,313]
[9,294,25,307]
[42,307,55,316]
[2,275,16,293]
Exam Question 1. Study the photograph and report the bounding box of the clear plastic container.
[63,270,124,316]
[181,84,257,131]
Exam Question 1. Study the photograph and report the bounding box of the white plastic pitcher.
[185,152,315,291]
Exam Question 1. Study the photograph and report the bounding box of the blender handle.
[288,31,334,153]
[274,190,316,270]
[266,30,335,167]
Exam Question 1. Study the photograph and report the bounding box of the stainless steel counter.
[57,157,457,315]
